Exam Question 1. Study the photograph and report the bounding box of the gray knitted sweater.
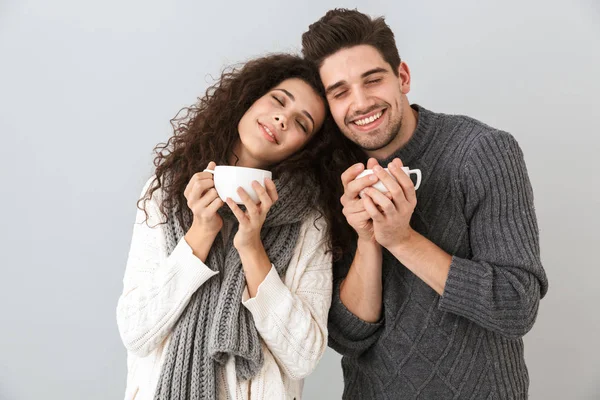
[329,105,549,400]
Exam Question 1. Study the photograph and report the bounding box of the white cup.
[355,166,422,192]
[203,166,272,204]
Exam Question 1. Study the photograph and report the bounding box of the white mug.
[355,166,422,192]
[203,166,272,204]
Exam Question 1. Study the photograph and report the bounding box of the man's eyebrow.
[361,67,388,78]
[273,88,315,129]
[325,81,346,95]
[325,68,389,95]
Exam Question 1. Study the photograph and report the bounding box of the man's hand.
[360,158,417,249]
[340,158,383,242]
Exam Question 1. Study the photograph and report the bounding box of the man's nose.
[350,89,375,114]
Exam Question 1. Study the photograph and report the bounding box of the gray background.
[0,0,598,399]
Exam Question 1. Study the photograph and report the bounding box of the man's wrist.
[353,237,383,276]
[386,228,418,257]
[357,237,381,252]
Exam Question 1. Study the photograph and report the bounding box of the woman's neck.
[228,141,267,169]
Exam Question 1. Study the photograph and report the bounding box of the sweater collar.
[377,104,437,167]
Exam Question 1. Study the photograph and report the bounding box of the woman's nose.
[274,114,287,130]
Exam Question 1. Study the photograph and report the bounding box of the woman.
[116,54,344,400]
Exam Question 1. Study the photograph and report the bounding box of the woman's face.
[235,78,326,168]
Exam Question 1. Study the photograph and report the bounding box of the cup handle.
[203,169,215,175]
[409,169,422,190]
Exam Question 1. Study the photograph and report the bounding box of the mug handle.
[203,169,215,175]
[408,169,422,190]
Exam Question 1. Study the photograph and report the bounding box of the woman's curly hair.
[138,53,360,260]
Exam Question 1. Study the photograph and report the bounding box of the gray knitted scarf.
[154,173,318,400]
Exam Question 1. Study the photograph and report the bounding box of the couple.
[116,9,548,400]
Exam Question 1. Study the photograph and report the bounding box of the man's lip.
[349,108,386,124]
[349,108,387,132]
[259,122,279,144]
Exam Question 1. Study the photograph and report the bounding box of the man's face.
[319,45,411,157]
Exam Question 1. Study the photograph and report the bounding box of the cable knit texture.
[328,105,549,400]
[117,176,332,400]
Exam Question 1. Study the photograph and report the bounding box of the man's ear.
[397,61,411,94]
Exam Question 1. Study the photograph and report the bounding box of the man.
[302,9,548,399]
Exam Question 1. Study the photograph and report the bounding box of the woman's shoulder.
[136,175,167,208]
[300,210,327,234]
[283,210,331,282]
[138,175,161,196]
[133,175,168,225]
[296,210,329,251]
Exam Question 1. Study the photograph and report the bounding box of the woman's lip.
[259,122,278,144]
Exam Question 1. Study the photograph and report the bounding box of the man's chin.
[346,128,382,145]
[346,120,401,152]
[353,133,398,152]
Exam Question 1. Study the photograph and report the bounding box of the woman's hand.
[184,161,224,235]
[183,161,224,261]
[227,178,278,297]
[226,178,278,250]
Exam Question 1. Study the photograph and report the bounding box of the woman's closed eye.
[296,119,308,133]
[272,95,284,106]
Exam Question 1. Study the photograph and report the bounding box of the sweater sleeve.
[116,178,218,357]
[439,131,549,339]
[327,249,384,358]
[242,214,332,380]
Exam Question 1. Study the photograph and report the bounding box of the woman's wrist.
[237,241,271,298]
[235,235,264,256]
[184,224,220,262]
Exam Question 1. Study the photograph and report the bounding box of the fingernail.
[374,165,382,172]
[388,162,396,169]
[369,175,377,181]
[355,164,363,171]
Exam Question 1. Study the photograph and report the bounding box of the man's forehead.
[319,45,390,83]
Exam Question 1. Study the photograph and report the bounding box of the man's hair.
[302,8,401,75]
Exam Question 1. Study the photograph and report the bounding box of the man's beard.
[346,109,402,152]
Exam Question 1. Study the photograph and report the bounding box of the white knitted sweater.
[116,179,332,400]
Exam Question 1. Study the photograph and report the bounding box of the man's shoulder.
[424,106,518,154]
[433,108,497,136]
